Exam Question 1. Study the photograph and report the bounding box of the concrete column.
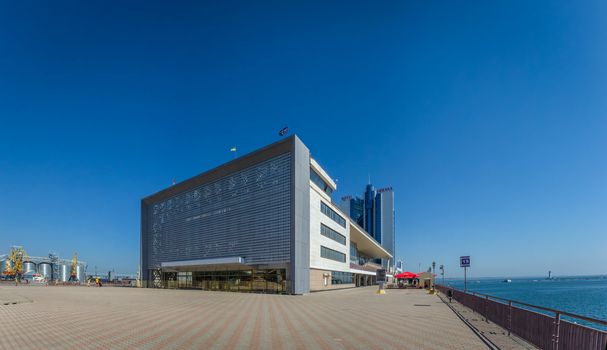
[289,136,310,294]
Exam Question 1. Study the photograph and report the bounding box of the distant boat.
[503,279,512,283]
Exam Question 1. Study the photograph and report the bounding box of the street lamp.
[432,261,436,290]
[440,264,445,285]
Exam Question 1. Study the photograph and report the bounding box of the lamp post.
[432,261,436,290]
[440,264,444,285]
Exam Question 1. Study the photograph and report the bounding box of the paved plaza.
[0,285,489,350]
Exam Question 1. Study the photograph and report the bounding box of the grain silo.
[23,261,37,274]
[38,262,52,280]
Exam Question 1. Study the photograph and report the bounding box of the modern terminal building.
[141,135,392,294]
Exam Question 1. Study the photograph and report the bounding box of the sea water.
[444,275,607,331]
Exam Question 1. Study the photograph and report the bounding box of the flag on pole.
[278,126,288,136]
[172,178,176,185]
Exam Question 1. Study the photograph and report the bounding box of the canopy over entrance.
[395,271,419,279]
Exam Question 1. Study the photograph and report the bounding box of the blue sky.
[1,1,605,277]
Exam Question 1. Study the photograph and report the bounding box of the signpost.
[460,256,470,291]
[376,268,386,295]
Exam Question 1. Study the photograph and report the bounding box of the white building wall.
[309,182,350,273]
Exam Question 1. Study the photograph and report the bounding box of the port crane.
[3,246,28,278]
[69,251,78,281]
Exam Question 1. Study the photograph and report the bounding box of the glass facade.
[350,242,358,264]
[310,169,333,196]
[162,269,286,293]
[320,224,346,245]
[357,252,373,265]
[320,201,346,228]
[364,184,376,239]
[349,241,374,266]
[320,245,346,262]
[374,194,382,244]
[350,197,365,227]
[144,153,293,271]
[331,271,353,284]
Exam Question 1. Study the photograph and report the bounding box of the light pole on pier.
[432,261,436,290]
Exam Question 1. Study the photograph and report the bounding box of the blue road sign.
[460,256,470,267]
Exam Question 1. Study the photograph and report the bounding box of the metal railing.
[436,285,607,350]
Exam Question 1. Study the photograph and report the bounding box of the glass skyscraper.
[340,184,395,270]
[341,196,364,227]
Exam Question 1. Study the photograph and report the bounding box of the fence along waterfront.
[436,285,607,350]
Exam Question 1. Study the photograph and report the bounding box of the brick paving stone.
[0,285,491,350]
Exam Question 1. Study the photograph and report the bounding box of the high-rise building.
[340,196,364,227]
[340,184,395,270]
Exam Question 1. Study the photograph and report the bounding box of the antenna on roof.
[368,174,371,185]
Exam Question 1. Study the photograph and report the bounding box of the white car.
[22,272,47,284]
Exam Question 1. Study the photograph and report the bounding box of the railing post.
[485,295,489,323]
[508,300,512,336]
[552,312,561,350]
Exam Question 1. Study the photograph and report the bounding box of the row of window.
[320,201,346,228]
[331,271,353,284]
[320,224,346,245]
[320,245,346,263]
[310,169,334,196]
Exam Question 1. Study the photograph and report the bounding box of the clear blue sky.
[1,1,605,277]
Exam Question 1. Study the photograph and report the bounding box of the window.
[320,201,346,228]
[350,242,358,264]
[310,169,334,196]
[331,271,353,284]
[321,246,346,263]
[320,224,346,245]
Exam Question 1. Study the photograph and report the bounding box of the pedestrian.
[447,289,453,303]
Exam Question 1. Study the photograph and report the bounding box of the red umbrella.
[395,272,418,279]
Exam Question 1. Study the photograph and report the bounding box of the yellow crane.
[3,246,27,277]
[70,251,78,281]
